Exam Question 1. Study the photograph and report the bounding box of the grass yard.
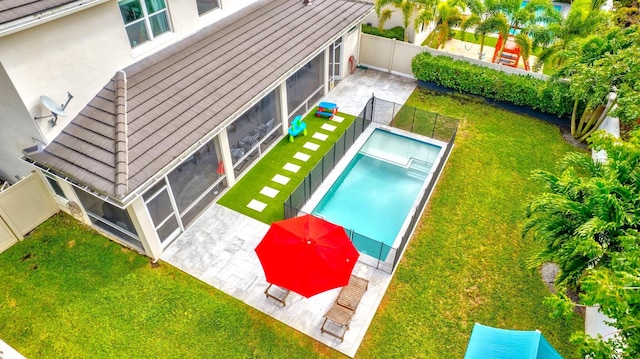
[360,88,584,358]
[0,214,336,358]
[450,30,499,48]
[217,111,355,224]
[0,87,584,358]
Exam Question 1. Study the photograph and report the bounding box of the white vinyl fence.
[358,33,548,80]
[0,172,58,253]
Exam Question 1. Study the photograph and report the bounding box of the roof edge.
[0,0,110,38]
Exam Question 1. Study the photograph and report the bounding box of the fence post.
[432,113,438,138]
[411,106,416,133]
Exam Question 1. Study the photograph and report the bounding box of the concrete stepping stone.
[312,133,328,141]
[303,142,320,151]
[332,115,344,123]
[283,162,301,173]
[293,152,311,162]
[260,186,279,198]
[272,174,290,185]
[321,123,337,132]
[247,199,267,212]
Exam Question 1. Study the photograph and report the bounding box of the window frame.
[42,172,67,199]
[118,0,172,48]
[196,0,221,16]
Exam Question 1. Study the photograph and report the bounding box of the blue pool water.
[312,129,442,259]
[510,2,562,34]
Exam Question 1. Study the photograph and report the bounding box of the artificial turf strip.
[0,214,337,359]
[217,111,355,224]
[359,88,584,358]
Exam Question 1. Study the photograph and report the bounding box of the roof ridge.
[114,70,128,199]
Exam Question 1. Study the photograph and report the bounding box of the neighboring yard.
[0,88,583,358]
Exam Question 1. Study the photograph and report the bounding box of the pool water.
[312,129,441,259]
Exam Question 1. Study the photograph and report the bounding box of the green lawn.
[0,88,584,358]
[360,89,583,358]
[217,111,355,224]
[450,30,499,48]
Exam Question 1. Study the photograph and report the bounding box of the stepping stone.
[272,174,290,185]
[293,152,311,162]
[321,123,337,132]
[312,133,328,141]
[283,162,301,173]
[247,199,267,212]
[303,142,320,151]
[260,186,279,198]
[332,115,344,123]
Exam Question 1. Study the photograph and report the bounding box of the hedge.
[411,52,574,119]
[362,25,404,41]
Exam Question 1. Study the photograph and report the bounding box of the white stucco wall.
[0,0,259,182]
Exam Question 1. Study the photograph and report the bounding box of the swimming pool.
[310,128,444,260]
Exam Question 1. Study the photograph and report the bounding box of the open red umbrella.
[255,214,359,298]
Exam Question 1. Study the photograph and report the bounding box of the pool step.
[407,159,432,180]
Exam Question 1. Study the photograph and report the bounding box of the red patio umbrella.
[255,214,359,298]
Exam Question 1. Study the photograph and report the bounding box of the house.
[0,0,373,258]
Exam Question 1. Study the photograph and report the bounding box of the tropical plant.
[525,129,640,358]
[426,0,466,48]
[374,0,439,42]
[550,25,640,141]
[532,0,609,72]
[460,0,509,60]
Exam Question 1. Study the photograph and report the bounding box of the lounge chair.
[321,275,369,341]
[265,283,290,306]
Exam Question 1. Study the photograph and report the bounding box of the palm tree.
[428,0,466,49]
[460,0,509,60]
[523,130,640,291]
[532,0,608,72]
[374,0,440,42]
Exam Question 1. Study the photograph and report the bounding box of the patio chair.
[321,275,369,341]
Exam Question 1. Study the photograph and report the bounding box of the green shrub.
[411,52,574,118]
[362,24,404,41]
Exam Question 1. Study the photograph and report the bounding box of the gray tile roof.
[28,0,373,202]
[0,0,77,25]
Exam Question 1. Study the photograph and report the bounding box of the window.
[42,172,66,199]
[118,0,171,48]
[196,0,220,16]
[74,188,142,249]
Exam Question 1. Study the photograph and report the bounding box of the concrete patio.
[161,68,417,357]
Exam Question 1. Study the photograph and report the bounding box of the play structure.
[492,34,530,71]
[288,115,307,142]
[316,101,338,119]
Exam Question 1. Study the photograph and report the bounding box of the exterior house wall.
[0,0,259,183]
[0,63,43,181]
[343,26,360,74]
